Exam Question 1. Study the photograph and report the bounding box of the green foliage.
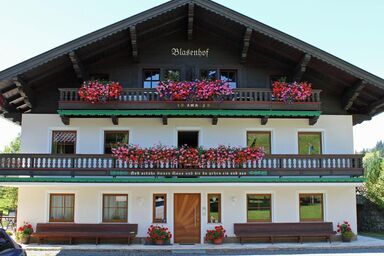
[2,134,21,153]
[364,152,384,208]
[0,135,20,214]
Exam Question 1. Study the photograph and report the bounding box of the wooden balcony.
[58,88,321,111]
[0,154,363,178]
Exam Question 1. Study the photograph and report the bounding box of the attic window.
[220,69,237,88]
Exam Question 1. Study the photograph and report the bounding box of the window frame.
[207,193,221,223]
[51,130,77,154]
[49,193,75,223]
[298,132,323,155]
[219,69,238,88]
[142,69,161,88]
[299,193,324,222]
[103,130,129,154]
[246,193,272,223]
[152,193,167,223]
[102,194,128,223]
[246,131,272,154]
[199,69,218,81]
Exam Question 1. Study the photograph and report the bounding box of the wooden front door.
[174,193,200,243]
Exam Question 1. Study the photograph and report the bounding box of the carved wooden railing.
[0,154,363,177]
[58,88,322,111]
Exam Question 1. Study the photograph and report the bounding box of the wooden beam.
[12,76,33,109]
[3,113,22,123]
[187,3,194,40]
[292,54,311,81]
[129,26,138,62]
[366,98,384,116]
[69,51,87,80]
[162,115,168,125]
[342,80,367,111]
[61,116,70,125]
[260,117,268,125]
[212,116,218,125]
[240,28,252,63]
[111,116,119,125]
[309,116,319,126]
[353,114,371,125]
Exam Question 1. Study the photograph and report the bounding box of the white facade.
[17,183,358,243]
[20,114,354,154]
[11,113,360,243]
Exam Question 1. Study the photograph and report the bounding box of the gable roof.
[1,0,384,124]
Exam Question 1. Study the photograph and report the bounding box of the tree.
[0,134,20,214]
[2,134,20,153]
[363,151,384,208]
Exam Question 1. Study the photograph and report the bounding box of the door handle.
[194,208,197,227]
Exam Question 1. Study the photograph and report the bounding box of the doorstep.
[23,236,384,252]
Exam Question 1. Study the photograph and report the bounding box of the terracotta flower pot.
[213,238,223,245]
[18,235,31,244]
[155,239,165,245]
[341,235,352,242]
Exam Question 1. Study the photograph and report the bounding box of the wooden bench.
[234,222,336,244]
[32,223,138,245]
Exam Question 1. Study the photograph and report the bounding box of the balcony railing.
[0,154,362,177]
[58,88,321,111]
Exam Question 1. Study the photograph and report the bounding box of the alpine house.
[0,0,384,244]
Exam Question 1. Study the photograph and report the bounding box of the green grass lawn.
[359,232,384,240]
[300,205,322,220]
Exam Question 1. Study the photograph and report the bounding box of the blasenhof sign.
[171,48,210,57]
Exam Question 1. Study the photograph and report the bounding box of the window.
[298,132,322,155]
[220,69,237,88]
[102,194,128,222]
[143,69,160,88]
[247,131,271,154]
[299,194,323,221]
[153,194,167,223]
[208,194,221,223]
[164,69,180,82]
[247,194,272,222]
[178,131,199,148]
[51,131,76,154]
[104,131,129,154]
[200,69,217,81]
[49,194,75,222]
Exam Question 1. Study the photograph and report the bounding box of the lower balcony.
[0,154,363,178]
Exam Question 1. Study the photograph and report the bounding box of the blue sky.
[0,0,383,151]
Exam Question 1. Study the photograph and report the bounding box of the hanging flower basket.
[272,80,312,103]
[156,80,233,101]
[78,80,122,103]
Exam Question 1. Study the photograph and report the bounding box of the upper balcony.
[58,88,322,111]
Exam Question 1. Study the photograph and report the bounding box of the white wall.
[17,184,358,243]
[20,114,354,154]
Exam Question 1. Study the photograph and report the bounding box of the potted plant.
[16,222,33,244]
[147,225,172,245]
[337,221,354,242]
[205,225,226,245]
